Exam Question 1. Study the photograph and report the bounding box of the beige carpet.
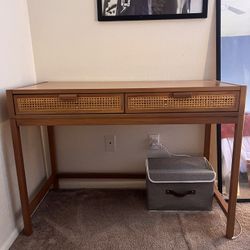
[10,190,250,250]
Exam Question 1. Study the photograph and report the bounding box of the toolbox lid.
[146,157,216,183]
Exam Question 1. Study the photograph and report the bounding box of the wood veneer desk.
[6,80,246,239]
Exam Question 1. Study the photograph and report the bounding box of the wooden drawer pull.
[172,92,193,98]
[58,94,78,101]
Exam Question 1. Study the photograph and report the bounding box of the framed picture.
[97,0,208,21]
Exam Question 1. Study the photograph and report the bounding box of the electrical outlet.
[104,135,116,152]
[148,134,160,150]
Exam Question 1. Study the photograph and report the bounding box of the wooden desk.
[6,80,246,239]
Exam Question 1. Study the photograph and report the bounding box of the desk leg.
[10,119,32,235]
[204,124,211,160]
[47,126,59,189]
[226,120,244,239]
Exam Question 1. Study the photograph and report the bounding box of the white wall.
[28,0,215,81]
[0,0,45,249]
[222,0,250,36]
[26,0,216,186]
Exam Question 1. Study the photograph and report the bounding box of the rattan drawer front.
[15,94,124,114]
[126,92,239,113]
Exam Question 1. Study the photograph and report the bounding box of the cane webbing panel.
[127,93,238,112]
[16,95,123,114]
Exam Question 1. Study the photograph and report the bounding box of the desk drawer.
[14,94,124,114]
[126,92,239,113]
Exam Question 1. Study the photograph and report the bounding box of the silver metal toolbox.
[146,157,216,211]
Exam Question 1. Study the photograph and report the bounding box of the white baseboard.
[0,229,19,250]
[0,218,23,250]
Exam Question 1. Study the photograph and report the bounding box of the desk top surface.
[13,80,240,91]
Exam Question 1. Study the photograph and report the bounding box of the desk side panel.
[6,90,16,118]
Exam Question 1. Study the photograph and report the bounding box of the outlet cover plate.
[148,134,160,145]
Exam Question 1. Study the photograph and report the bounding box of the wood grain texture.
[214,185,228,215]
[6,90,15,118]
[15,115,238,126]
[9,119,32,235]
[226,86,247,239]
[10,80,241,94]
[29,175,54,214]
[204,124,211,160]
[47,126,59,189]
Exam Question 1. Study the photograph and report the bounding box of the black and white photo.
[97,0,208,21]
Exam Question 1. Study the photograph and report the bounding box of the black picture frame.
[97,0,208,21]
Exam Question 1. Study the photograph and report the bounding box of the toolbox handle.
[165,190,196,198]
